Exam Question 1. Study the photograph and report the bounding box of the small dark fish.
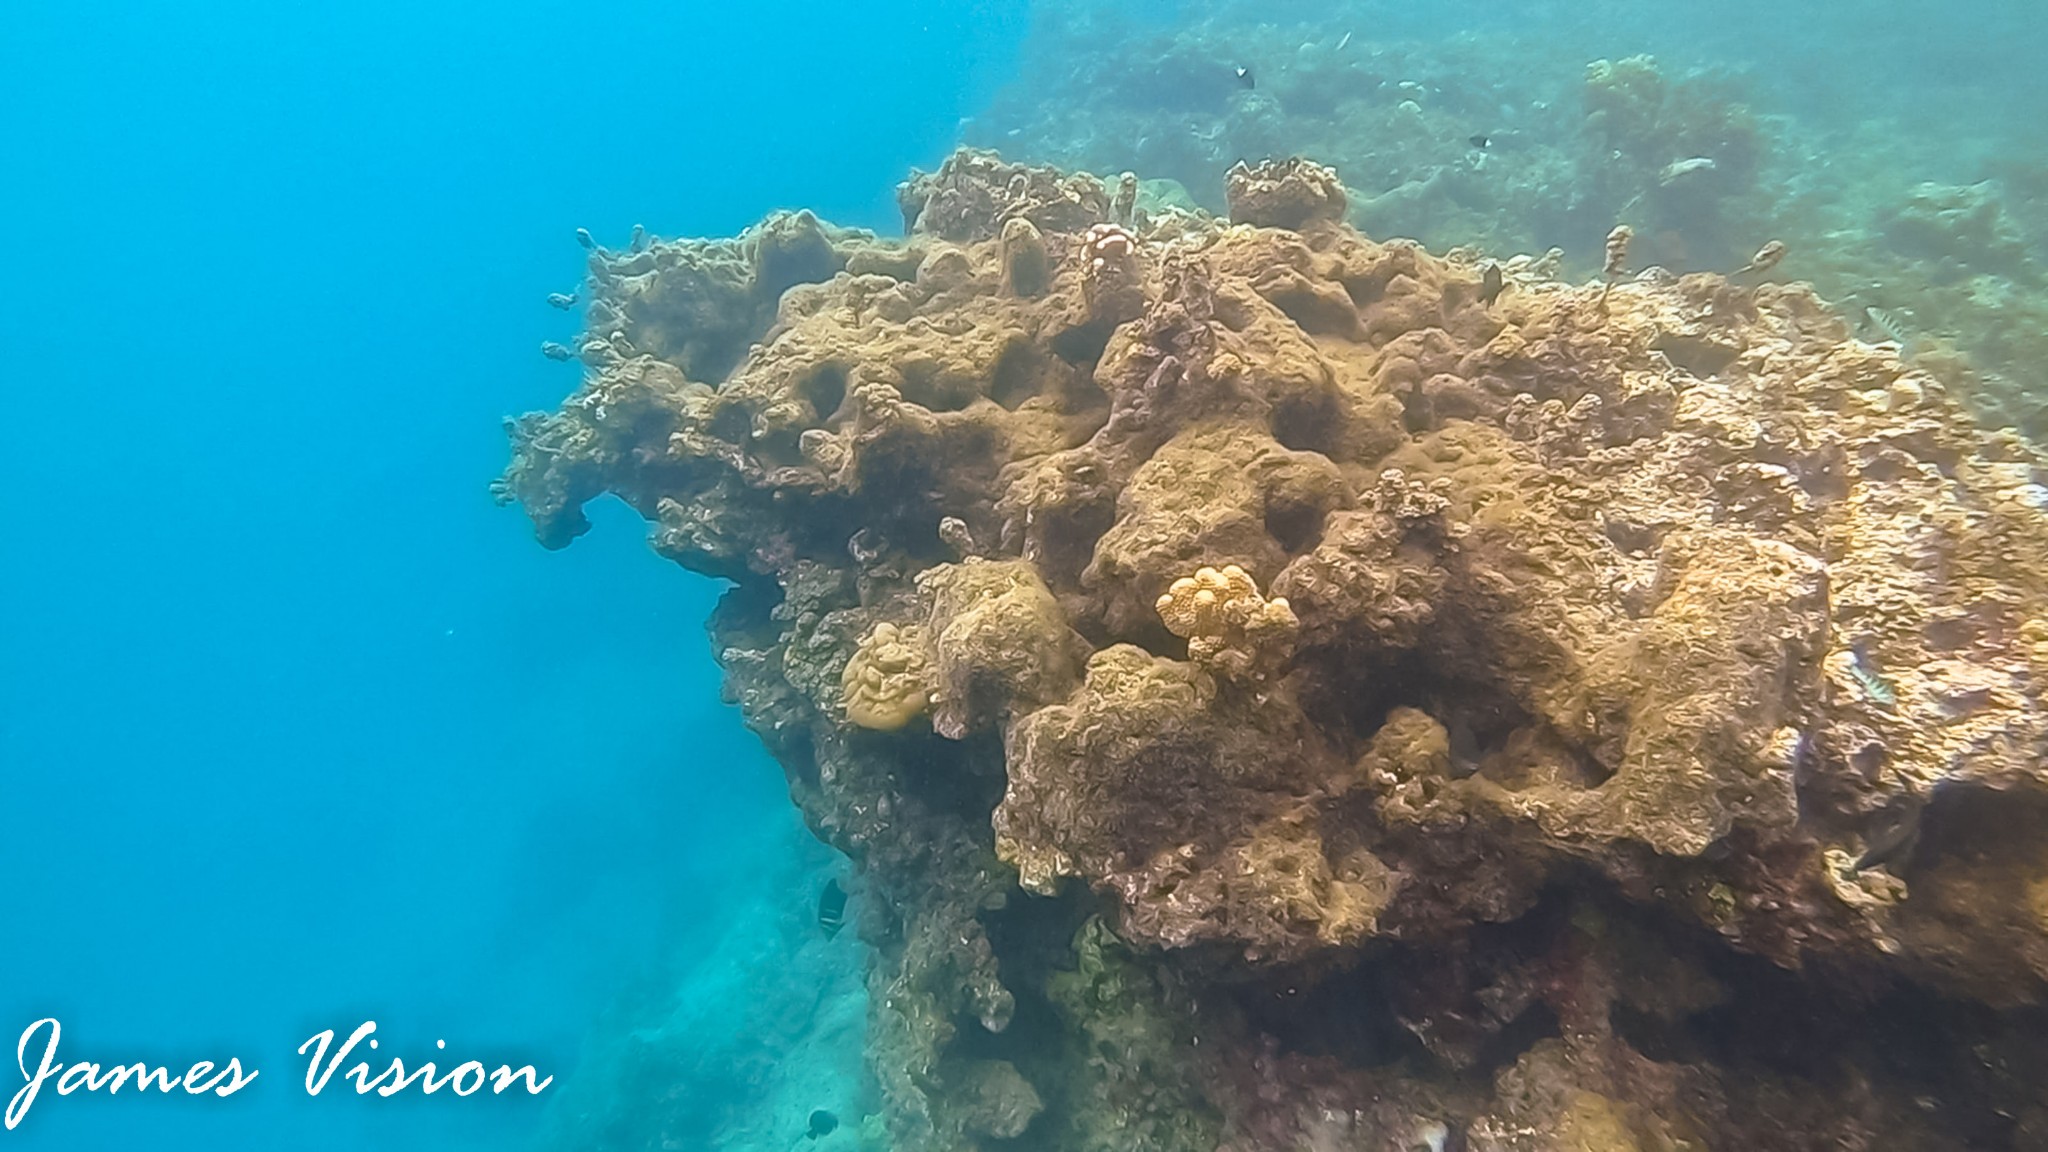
[1468,133,1491,149]
[806,1110,839,1140]
[546,291,577,310]
[817,879,847,938]
[1233,66,1254,90]
[1478,262,1505,308]
[1854,800,1922,871]
[1445,712,1482,779]
[540,340,573,362]
[574,227,596,250]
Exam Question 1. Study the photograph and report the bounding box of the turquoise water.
[5,1,2045,1150]
[0,2,1019,1149]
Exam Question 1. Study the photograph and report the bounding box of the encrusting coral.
[502,147,2048,1151]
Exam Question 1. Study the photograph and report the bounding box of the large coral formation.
[503,150,2048,1150]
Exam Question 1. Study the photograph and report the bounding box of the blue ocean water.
[8,0,2048,1149]
[0,2,1020,1149]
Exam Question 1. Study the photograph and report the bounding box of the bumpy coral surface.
[503,150,2048,1151]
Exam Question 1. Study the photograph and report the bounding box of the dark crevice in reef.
[1596,887,2048,1149]
[984,889,1101,990]
[1652,330,1741,378]
[1029,502,1117,596]
[797,363,849,422]
[888,729,1007,825]
[1293,647,1437,747]
[1293,647,1536,774]
[1232,872,2046,1151]
[1472,1001,1562,1077]
[1262,496,1327,556]
[706,401,752,444]
[1229,951,1429,1069]
[1269,391,1347,457]
[1050,317,1114,366]
[988,341,1043,411]
[1905,781,2048,893]
[953,891,1101,1149]
[710,572,784,638]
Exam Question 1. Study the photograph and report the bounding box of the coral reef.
[963,3,2048,443]
[504,151,2048,1151]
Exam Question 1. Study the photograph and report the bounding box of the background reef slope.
[968,0,2048,444]
[503,151,2048,1151]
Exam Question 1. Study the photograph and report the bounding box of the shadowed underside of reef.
[500,149,2048,1152]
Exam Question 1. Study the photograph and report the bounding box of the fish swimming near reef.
[817,878,848,938]
[1861,305,1913,349]
[540,340,573,362]
[806,1110,839,1140]
[1234,66,1254,90]
[1658,157,1717,185]
[1848,661,1898,710]
[1478,262,1505,307]
[545,291,577,310]
[1847,643,1898,710]
[1603,224,1633,280]
[574,227,596,250]
[628,223,646,252]
[1468,133,1492,150]
[1445,712,1483,779]
[1736,240,1786,277]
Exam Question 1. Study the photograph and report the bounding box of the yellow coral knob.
[842,621,933,730]
[1154,564,1299,679]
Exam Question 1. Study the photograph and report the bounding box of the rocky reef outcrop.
[502,149,2048,1151]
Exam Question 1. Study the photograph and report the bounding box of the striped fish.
[1862,305,1912,349]
[1847,654,1898,710]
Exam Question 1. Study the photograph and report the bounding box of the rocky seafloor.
[501,150,2048,1151]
